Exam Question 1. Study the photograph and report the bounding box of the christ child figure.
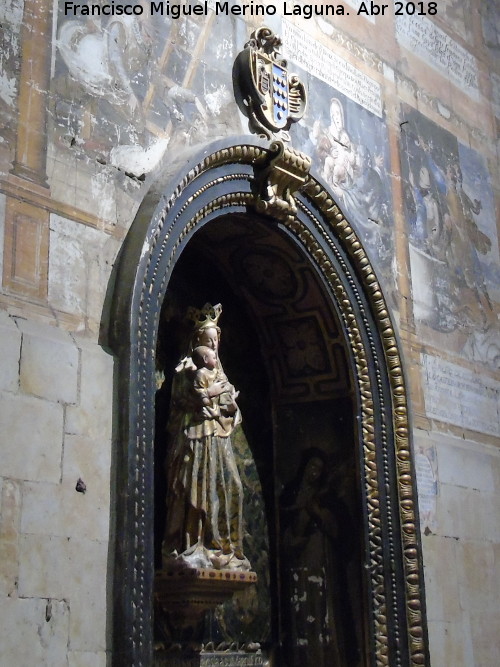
[191,345,239,432]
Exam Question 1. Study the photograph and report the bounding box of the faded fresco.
[51,5,244,213]
[294,76,394,291]
[0,0,22,167]
[414,441,438,535]
[482,0,500,58]
[439,0,472,41]
[400,105,500,368]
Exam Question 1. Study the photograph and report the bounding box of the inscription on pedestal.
[154,652,266,667]
[201,655,265,666]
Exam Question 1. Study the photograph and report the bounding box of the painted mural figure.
[312,97,389,250]
[408,164,445,256]
[56,6,213,175]
[57,10,154,126]
[441,162,492,316]
[313,98,356,198]
[344,144,387,230]
[162,304,250,571]
[409,139,493,327]
[281,449,359,666]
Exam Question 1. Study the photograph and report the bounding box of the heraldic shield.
[233,26,307,137]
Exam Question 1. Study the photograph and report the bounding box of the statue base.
[153,651,269,667]
[153,651,267,667]
[154,567,258,653]
[155,566,258,617]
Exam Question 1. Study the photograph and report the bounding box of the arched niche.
[108,136,428,667]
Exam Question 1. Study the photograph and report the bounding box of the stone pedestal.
[154,567,258,659]
[156,566,257,620]
[153,652,267,667]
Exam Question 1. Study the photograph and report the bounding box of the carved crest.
[234,26,307,138]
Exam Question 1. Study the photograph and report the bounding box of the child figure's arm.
[193,369,212,406]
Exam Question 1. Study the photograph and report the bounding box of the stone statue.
[162,303,250,571]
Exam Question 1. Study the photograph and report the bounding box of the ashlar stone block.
[0,597,69,666]
[62,433,111,540]
[65,340,113,442]
[494,453,500,494]
[427,619,472,667]
[421,534,462,623]
[0,392,64,482]
[18,533,109,652]
[48,214,104,319]
[0,311,21,393]
[19,318,78,404]
[434,482,461,539]
[22,438,110,542]
[457,488,492,542]
[0,193,5,286]
[0,479,21,596]
[486,493,500,543]
[457,541,497,612]
[436,437,496,493]
[18,534,72,600]
[85,234,120,336]
[68,650,108,667]
[435,483,494,542]
[470,610,500,667]
[48,214,119,334]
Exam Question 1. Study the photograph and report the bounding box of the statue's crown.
[186,303,222,330]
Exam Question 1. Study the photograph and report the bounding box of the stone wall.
[0,312,113,665]
[0,1,499,664]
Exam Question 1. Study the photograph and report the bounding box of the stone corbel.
[254,140,311,221]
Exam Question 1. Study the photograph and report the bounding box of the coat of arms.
[234,27,307,139]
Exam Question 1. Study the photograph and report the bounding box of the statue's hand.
[207,380,230,398]
[225,401,238,416]
[202,405,219,419]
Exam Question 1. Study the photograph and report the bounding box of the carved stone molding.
[254,140,311,221]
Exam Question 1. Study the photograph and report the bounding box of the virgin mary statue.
[162,303,250,571]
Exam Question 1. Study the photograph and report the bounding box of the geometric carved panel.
[194,218,351,404]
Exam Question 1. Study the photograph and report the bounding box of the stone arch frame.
[108,136,428,667]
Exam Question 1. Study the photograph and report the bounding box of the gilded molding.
[303,176,426,666]
[286,207,389,665]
